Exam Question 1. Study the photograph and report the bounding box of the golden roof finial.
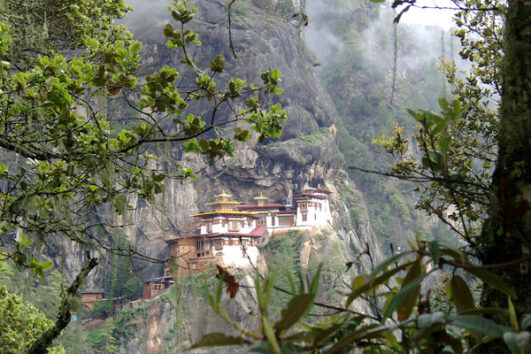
[216,189,232,198]
[254,192,268,200]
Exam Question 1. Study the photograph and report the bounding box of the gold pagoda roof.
[215,189,232,199]
[191,210,261,217]
[206,201,241,206]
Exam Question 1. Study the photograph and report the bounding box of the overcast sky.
[398,0,458,30]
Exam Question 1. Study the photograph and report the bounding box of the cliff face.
[81,1,385,351]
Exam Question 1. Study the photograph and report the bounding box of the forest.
[0,0,530,353]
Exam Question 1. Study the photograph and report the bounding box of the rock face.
[79,1,385,352]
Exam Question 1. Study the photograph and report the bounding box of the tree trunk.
[480,0,531,340]
[28,256,98,354]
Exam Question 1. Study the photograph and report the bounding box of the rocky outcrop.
[70,1,386,351]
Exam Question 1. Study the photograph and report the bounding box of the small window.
[213,240,223,250]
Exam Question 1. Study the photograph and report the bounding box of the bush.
[92,299,112,318]
[122,277,143,301]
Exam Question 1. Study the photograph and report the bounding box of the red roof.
[166,227,268,242]
[314,187,332,194]
[248,226,267,236]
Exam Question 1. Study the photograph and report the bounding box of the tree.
[381,0,531,320]
[1,0,286,350]
[0,286,64,353]
[122,276,143,301]
[192,0,531,352]
[479,0,531,350]
[0,0,285,271]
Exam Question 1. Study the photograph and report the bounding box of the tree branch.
[28,255,98,354]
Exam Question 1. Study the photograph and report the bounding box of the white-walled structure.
[166,186,332,275]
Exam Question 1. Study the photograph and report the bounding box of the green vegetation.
[294,127,332,145]
[264,233,303,309]
[0,0,287,349]
[316,2,451,252]
[104,232,145,301]
[92,300,113,318]
[1,0,529,352]
[0,286,57,353]
[87,318,119,353]
[0,261,95,352]
[194,0,531,352]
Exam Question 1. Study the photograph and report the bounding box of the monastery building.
[165,186,332,276]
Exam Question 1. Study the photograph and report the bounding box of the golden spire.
[254,192,268,206]
[215,189,232,201]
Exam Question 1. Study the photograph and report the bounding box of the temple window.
[230,221,239,231]
[213,240,223,250]
[302,213,307,222]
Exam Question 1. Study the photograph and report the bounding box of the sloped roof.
[293,193,328,200]
[166,226,268,242]
[236,204,285,210]
[191,211,261,218]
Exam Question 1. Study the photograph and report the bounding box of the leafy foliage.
[198,238,530,353]
[0,286,64,353]
[0,0,286,275]
[374,0,506,247]
[193,266,322,353]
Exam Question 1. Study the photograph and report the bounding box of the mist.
[303,0,460,82]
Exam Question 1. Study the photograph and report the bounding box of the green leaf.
[39,261,54,271]
[18,233,33,248]
[369,251,412,282]
[189,333,250,349]
[285,270,297,296]
[440,246,466,263]
[428,241,440,265]
[450,274,475,313]
[263,317,281,354]
[417,312,446,328]
[465,268,517,298]
[274,293,315,333]
[438,136,451,155]
[153,173,165,182]
[508,297,519,332]
[209,55,225,73]
[449,315,505,337]
[346,261,414,307]
[503,331,530,354]
[309,264,322,294]
[312,322,345,346]
[327,324,380,352]
[384,261,424,320]
[522,314,531,330]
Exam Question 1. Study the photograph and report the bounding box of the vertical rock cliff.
[69,1,387,351]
